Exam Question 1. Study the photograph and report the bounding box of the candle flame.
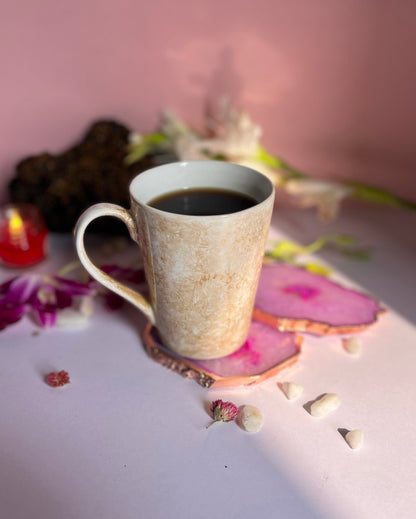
[9,210,24,237]
[8,209,29,249]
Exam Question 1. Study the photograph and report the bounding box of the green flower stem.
[266,234,371,263]
[124,128,416,212]
[256,145,305,180]
[206,420,220,429]
[58,261,82,277]
[274,158,305,180]
[348,181,416,210]
[125,133,169,165]
[259,146,416,210]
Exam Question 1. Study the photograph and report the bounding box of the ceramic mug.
[74,161,274,359]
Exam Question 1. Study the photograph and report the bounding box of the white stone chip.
[56,296,94,328]
[56,308,90,328]
[240,405,263,433]
[342,337,361,355]
[345,429,364,450]
[310,393,340,417]
[282,381,304,400]
[78,296,94,317]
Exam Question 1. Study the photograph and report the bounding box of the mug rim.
[129,160,275,220]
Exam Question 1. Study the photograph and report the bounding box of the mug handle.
[74,203,155,324]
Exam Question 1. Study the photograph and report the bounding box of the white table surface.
[1,204,415,519]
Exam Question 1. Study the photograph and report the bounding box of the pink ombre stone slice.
[191,320,300,377]
[255,263,383,327]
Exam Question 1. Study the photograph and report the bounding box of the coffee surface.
[148,188,257,216]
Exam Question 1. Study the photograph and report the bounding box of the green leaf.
[256,145,285,168]
[265,233,371,264]
[255,145,305,180]
[337,247,372,261]
[267,240,305,262]
[331,234,357,246]
[144,132,169,146]
[125,143,150,165]
[303,262,332,276]
[349,182,416,210]
[125,133,169,165]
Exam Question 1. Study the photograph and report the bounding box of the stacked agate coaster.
[253,264,384,334]
[143,264,384,388]
[144,320,302,388]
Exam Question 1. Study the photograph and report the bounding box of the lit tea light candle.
[0,204,48,267]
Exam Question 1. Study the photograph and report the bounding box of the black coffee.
[148,188,257,216]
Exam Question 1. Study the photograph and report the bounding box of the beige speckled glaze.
[75,161,274,359]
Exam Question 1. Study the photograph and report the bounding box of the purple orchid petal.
[53,288,74,309]
[34,308,57,328]
[99,265,146,285]
[91,265,146,311]
[1,265,144,331]
[0,278,17,295]
[102,292,125,311]
[1,275,41,304]
[0,272,92,331]
[54,276,96,296]
[29,285,73,314]
[0,301,25,330]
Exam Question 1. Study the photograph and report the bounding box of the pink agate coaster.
[254,263,385,335]
[143,320,302,388]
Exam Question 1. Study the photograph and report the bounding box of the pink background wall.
[1,0,415,203]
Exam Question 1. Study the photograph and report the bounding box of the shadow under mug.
[74,161,275,359]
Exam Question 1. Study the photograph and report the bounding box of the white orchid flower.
[162,101,281,185]
[285,179,352,221]
[160,111,194,141]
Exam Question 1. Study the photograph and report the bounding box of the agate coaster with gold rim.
[254,263,385,335]
[143,320,302,388]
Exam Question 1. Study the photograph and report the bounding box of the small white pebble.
[240,405,263,433]
[281,381,304,400]
[345,429,364,450]
[342,337,361,355]
[78,296,94,317]
[56,296,94,328]
[310,393,340,417]
[56,308,90,328]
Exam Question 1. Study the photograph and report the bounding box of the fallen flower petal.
[0,300,26,330]
[99,265,146,285]
[0,273,96,331]
[0,265,144,332]
[90,265,146,311]
[45,370,70,387]
[206,399,238,428]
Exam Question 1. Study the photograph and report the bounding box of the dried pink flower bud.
[45,370,70,387]
[206,399,238,428]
